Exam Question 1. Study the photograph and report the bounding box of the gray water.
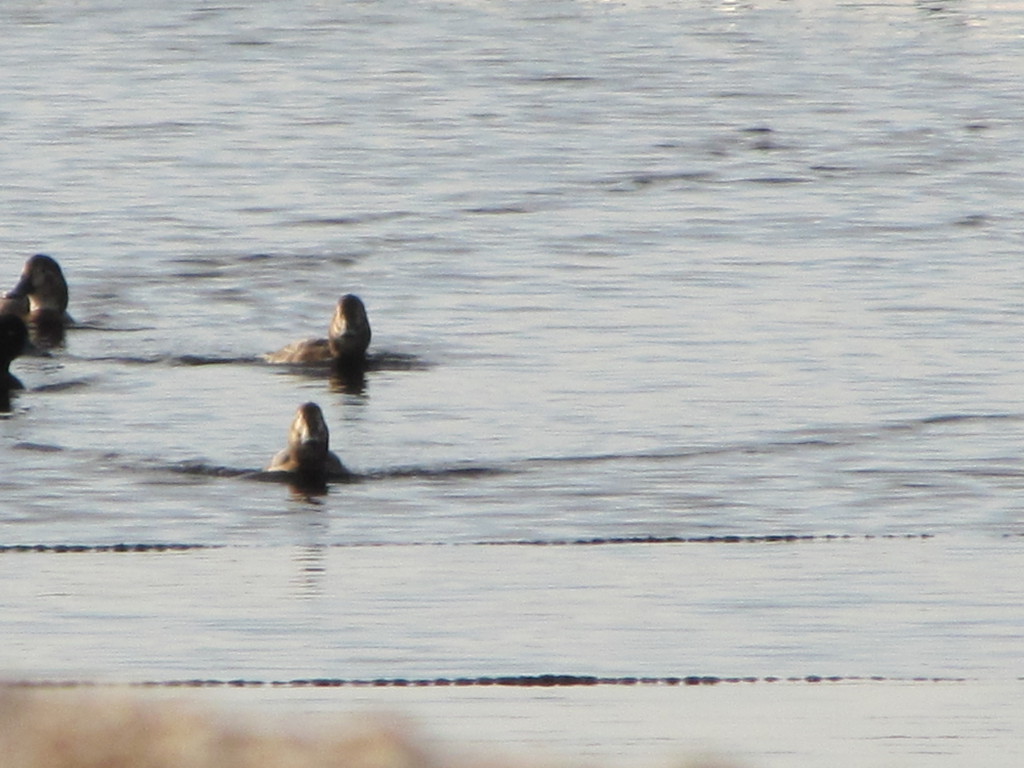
[2,1,1024,765]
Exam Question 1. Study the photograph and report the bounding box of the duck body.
[266,402,348,482]
[266,294,371,366]
[0,314,28,390]
[265,337,333,365]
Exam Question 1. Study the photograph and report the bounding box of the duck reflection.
[329,360,367,395]
[290,543,327,598]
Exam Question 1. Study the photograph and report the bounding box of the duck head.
[7,254,69,316]
[288,402,334,472]
[327,294,371,362]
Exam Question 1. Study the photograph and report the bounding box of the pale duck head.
[327,294,371,362]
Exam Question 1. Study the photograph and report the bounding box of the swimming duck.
[5,254,71,346]
[0,314,28,391]
[266,294,371,366]
[7,254,70,320]
[266,402,348,482]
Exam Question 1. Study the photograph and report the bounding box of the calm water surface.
[2,1,1024,765]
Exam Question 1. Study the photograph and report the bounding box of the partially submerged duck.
[5,254,72,346]
[7,254,70,321]
[266,402,348,483]
[266,294,371,366]
[0,313,28,391]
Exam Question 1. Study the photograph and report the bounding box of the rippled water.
[2,1,1024,765]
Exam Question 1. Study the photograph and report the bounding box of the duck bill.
[296,418,327,448]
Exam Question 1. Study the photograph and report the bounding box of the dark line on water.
[0,534,937,554]
[474,533,935,547]
[5,674,973,689]
[75,354,266,366]
[0,543,219,553]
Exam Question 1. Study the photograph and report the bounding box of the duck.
[266,402,348,482]
[0,313,28,391]
[266,294,371,367]
[5,254,72,347]
[7,254,70,321]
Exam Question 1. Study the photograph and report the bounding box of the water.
[2,1,1024,765]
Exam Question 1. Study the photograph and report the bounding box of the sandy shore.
[0,686,736,768]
